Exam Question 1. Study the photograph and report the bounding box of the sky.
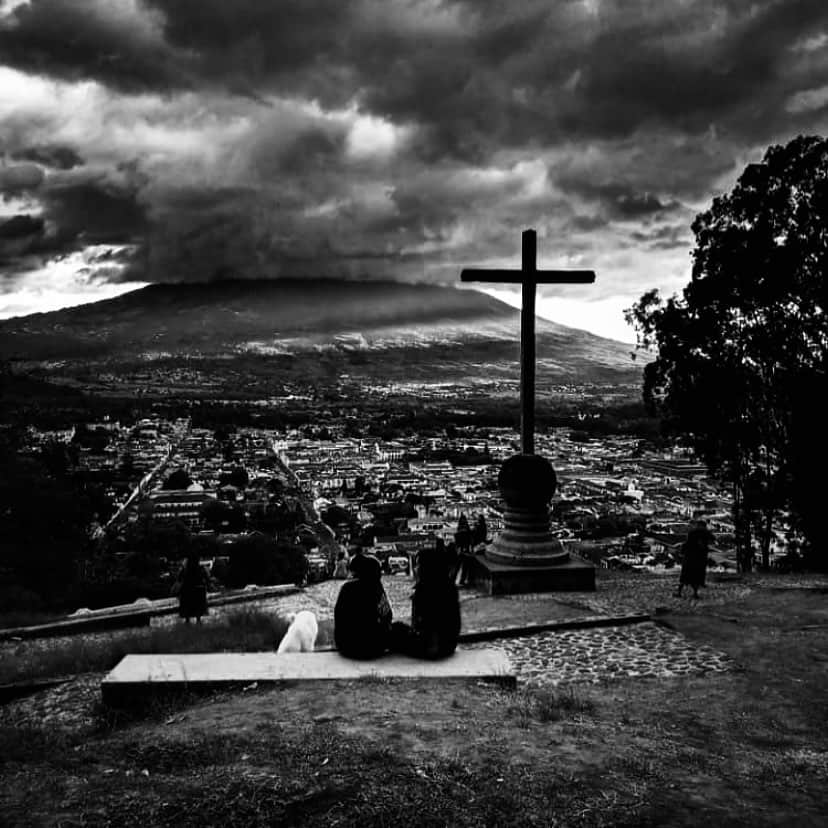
[1,1,828,342]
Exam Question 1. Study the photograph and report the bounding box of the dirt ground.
[1,583,827,826]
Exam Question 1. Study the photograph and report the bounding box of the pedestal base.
[466,552,595,595]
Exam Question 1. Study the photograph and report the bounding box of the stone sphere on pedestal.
[487,453,569,567]
[498,453,558,508]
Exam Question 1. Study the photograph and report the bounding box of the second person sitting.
[392,543,461,659]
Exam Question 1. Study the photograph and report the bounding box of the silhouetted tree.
[788,377,828,570]
[201,499,246,533]
[0,450,91,605]
[213,425,235,443]
[39,440,72,477]
[225,535,307,587]
[119,451,136,478]
[71,423,109,451]
[322,504,352,528]
[163,468,193,490]
[627,136,828,571]
[219,466,249,489]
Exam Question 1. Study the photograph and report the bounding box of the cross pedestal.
[460,229,596,594]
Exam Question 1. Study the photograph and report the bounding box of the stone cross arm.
[460,269,595,284]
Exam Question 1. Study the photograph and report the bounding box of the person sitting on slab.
[334,552,393,659]
[391,543,461,659]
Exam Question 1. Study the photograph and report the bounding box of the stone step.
[101,648,515,707]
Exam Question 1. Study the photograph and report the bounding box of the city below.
[15,390,775,610]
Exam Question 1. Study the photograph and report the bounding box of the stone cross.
[461,229,595,455]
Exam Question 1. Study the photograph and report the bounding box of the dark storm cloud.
[154,186,258,214]
[560,180,682,219]
[0,0,194,93]
[486,0,828,143]
[148,0,352,87]
[0,214,43,239]
[40,179,148,245]
[0,174,150,270]
[0,214,45,264]
[0,162,44,195]
[13,145,85,170]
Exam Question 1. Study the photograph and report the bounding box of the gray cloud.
[631,224,692,250]
[0,162,45,194]
[12,145,85,169]
[559,179,682,219]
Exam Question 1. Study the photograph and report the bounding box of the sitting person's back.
[392,545,461,659]
[334,553,392,659]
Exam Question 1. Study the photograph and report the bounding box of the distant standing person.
[177,553,209,623]
[675,520,713,599]
[333,551,349,579]
[391,545,461,659]
[334,552,393,659]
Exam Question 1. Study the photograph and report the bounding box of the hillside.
[0,278,643,385]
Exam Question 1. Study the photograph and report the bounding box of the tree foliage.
[0,444,95,606]
[162,468,193,490]
[201,499,246,533]
[218,466,249,489]
[626,135,828,570]
[224,535,308,587]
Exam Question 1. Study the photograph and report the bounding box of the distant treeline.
[2,363,661,440]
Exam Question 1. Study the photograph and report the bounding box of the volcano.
[0,278,644,386]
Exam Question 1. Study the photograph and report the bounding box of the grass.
[0,710,675,827]
[505,685,596,727]
[0,608,293,685]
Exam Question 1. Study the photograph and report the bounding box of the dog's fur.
[277,610,319,653]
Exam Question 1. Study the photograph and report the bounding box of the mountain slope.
[0,278,643,383]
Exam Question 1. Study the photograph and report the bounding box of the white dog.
[277,610,318,653]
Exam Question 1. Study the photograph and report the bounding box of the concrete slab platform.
[101,648,515,707]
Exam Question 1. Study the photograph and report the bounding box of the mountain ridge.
[0,278,644,384]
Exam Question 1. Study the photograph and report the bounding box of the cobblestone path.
[484,622,735,687]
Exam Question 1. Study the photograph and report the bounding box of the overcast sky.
[1,0,828,340]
